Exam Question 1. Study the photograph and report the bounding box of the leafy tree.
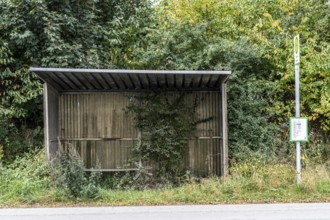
[0,0,153,161]
[159,0,330,131]
[128,20,280,161]
[157,0,330,162]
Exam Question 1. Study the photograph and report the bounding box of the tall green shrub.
[50,145,102,199]
[50,146,87,198]
[125,92,202,183]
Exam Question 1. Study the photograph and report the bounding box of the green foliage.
[0,150,329,205]
[50,146,87,198]
[109,169,154,190]
[125,92,202,184]
[0,144,3,163]
[99,164,330,205]
[230,159,296,187]
[0,122,43,163]
[0,150,51,204]
[0,67,43,162]
[130,19,282,162]
[157,0,330,163]
[303,130,330,165]
[227,75,284,162]
[131,22,244,70]
[0,0,151,69]
[0,0,153,161]
[0,147,103,204]
[85,169,102,199]
[50,145,102,199]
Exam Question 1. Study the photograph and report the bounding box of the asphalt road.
[1,203,330,220]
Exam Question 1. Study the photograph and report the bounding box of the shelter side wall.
[44,83,59,160]
[59,92,222,175]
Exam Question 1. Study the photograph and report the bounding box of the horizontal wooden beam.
[57,138,138,141]
[84,168,152,172]
[196,136,223,140]
[54,136,223,142]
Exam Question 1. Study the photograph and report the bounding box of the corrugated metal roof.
[30,68,231,92]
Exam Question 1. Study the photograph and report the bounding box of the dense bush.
[50,145,102,199]
[0,150,51,204]
[125,92,203,185]
[50,146,87,198]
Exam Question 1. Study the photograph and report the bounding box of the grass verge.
[0,151,329,207]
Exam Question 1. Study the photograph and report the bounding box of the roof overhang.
[30,67,231,92]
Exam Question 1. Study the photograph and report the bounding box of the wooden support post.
[221,80,229,176]
[44,83,59,160]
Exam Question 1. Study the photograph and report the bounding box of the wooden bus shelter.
[30,68,231,176]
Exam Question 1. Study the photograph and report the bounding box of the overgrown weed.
[50,144,102,200]
[1,149,329,207]
[0,150,51,205]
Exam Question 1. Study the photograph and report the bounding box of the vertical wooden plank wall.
[44,83,59,160]
[59,93,137,170]
[187,91,222,176]
[59,92,222,175]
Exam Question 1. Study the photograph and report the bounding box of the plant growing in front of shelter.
[126,92,204,185]
[50,145,87,198]
[50,144,102,199]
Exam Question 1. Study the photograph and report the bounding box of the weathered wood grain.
[58,92,222,175]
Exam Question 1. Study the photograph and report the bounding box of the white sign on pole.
[290,117,308,142]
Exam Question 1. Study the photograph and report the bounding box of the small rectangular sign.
[290,117,308,142]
